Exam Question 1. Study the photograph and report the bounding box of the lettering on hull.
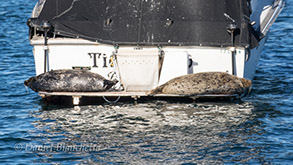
[88,53,113,68]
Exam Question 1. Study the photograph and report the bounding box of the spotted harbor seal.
[24,69,117,92]
[149,72,252,96]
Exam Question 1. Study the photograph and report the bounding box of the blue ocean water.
[0,0,292,164]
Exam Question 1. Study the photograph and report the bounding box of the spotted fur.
[24,69,117,92]
[149,72,252,95]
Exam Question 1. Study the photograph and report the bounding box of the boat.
[26,0,285,105]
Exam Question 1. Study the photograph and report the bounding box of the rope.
[102,96,121,104]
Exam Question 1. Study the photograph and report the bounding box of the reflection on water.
[28,101,267,164]
[0,0,291,164]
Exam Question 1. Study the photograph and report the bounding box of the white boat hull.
[27,0,285,103]
[31,37,264,77]
[31,38,252,90]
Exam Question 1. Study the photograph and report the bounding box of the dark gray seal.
[24,69,117,92]
[149,72,252,95]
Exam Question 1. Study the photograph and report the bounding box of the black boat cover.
[28,0,259,48]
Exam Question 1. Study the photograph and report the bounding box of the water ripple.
[0,0,292,164]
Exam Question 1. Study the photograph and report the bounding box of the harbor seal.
[24,69,117,92]
[149,72,252,95]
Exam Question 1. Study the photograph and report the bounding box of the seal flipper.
[147,85,164,95]
[103,79,118,90]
